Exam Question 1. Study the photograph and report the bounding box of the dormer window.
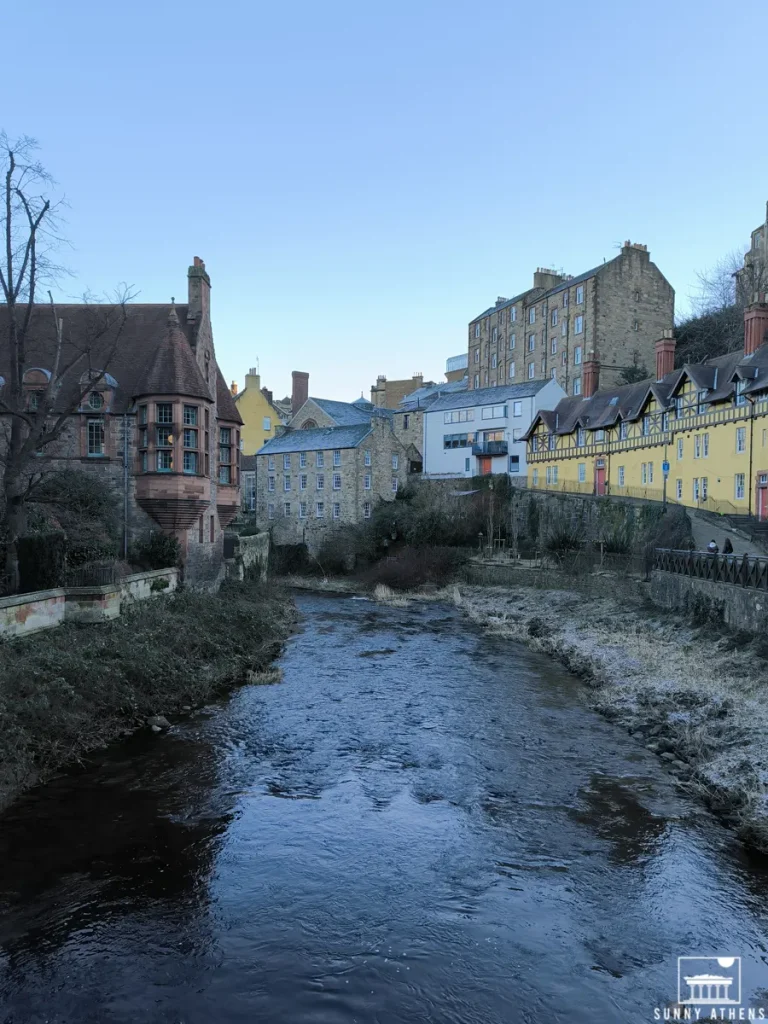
[28,391,43,411]
[736,380,748,407]
[697,389,708,414]
[88,391,104,410]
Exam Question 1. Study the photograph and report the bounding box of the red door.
[758,475,768,520]
[478,456,492,476]
[595,463,606,496]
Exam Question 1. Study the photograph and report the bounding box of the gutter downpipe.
[123,411,130,559]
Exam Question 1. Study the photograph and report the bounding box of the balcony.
[472,440,508,457]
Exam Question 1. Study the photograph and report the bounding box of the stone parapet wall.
[650,570,768,633]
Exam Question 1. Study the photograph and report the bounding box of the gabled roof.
[309,397,376,426]
[469,258,611,323]
[257,423,372,455]
[399,378,468,410]
[216,367,243,424]
[427,380,550,413]
[141,306,210,401]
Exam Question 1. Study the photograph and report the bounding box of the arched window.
[301,419,317,429]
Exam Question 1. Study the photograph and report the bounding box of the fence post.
[742,552,750,588]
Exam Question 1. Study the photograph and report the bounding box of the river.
[1,592,768,1023]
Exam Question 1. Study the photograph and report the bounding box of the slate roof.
[469,261,607,323]
[309,398,374,425]
[257,423,372,455]
[241,455,258,472]
[427,380,550,413]
[216,366,243,424]
[141,306,210,401]
[399,378,467,410]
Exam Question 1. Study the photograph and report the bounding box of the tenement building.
[0,258,241,586]
[467,243,674,397]
[524,300,768,519]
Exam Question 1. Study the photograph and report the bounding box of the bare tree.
[618,349,651,385]
[0,133,132,591]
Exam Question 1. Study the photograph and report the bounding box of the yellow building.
[524,302,768,521]
[232,369,287,455]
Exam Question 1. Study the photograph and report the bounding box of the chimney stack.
[655,330,676,380]
[744,294,768,356]
[582,352,599,397]
[187,256,211,334]
[261,386,273,405]
[230,381,238,396]
[291,370,309,415]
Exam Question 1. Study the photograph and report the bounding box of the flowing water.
[2,592,768,1023]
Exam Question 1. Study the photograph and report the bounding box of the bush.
[17,533,67,592]
[128,532,181,571]
[269,542,311,576]
[237,523,261,537]
[362,546,467,591]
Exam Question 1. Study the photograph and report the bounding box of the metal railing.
[63,563,119,588]
[472,440,508,456]
[654,548,768,590]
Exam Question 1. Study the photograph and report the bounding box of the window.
[268,456,275,470]
[551,337,557,355]
[464,457,470,472]
[157,425,173,448]
[509,362,515,378]
[735,473,746,500]
[141,451,148,472]
[492,327,498,343]
[284,475,291,491]
[300,474,307,490]
[444,409,475,423]
[481,405,507,419]
[641,463,648,485]
[577,427,586,447]
[675,479,682,500]
[510,401,522,418]
[541,359,546,375]
[333,449,341,466]
[315,501,325,518]
[157,450,172,471]
[736,380,747,406]
[474,323,480,339]
[575,316,584,335]
[528,334,536,352]
[576,285,584,304]
[284,501,291,517]
[316,451,325,467]
[573,378,582,396]
[473,374,479,389]
[444,433,473,449]
[332,502,341,519]
[262,415,271,431]
[642,415,651,437]
[183,428,198,449]
[88,391,104,410]
[364,472,373,490]
[529,307,536,324]
[364,450,371,466]
[574,346,582,365]
[157,402,173,424]
[509,334,516,350]
[694,435,701,458]
[183,405,198,426]
[139,405,148,425]
[268,503,275,520]
[561,322,567,337]
[299,502,307,518]
[491,353,497,369]
[510,307,517,322]
[620,422,629,440]
[87,419,105,456]
[333,473,341,490]
[551,308,558,327]
[677,438,683,460]
[551,368,557,379]
[532,469,539,486]
[299,452,307,468]
[183,450,198,474]
[316,474,324,490]
[219,463,232,485]
[701,477,708,500]
[363,501,372,519]
[283,454,291,469]
[618,465,625,487]
[528,363,535,379]
[595,429,605,442]
[575,463,585,484]
[474,348,480,363]
[552,466,559,484]
[499,310,505,325]
[675,396,685,419]
[268,476,275,492]
[392,478,398,492]
[692,477,699,501]
[392,453,399,470]
[546,467,551,484]
[736,426,746,453]
[403,414,410,429]
[662,411,670,431]
[548,434,556,450]
[648,462,654,483]
[697,389,708,415]
[563,292,569,308]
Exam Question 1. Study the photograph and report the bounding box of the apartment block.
[467,244,674,398]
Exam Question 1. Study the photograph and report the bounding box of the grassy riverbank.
[447,583,768,852]
[0,579,295,810]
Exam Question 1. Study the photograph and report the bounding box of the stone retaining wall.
[650,570,768,633]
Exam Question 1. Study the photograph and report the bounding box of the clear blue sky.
[5,0,768,401]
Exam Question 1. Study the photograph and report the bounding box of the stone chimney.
[230,381,238,396]
[582,351,599,397]
[245,367,261,391]
[292,370,309,415]
[622,241,650,262]
[187,256,211,327]
[261,386,273,405]
[274,424,287,438]
[533,268,566,290]
[744,294,768,356]
[655,330,676,380]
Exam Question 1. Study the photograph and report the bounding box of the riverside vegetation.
[0,578,295,811]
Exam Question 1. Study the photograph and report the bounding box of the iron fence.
[654,548,768,591]
[63,563,119,588]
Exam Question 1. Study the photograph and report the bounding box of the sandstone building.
[0,258,241,586]
[233,368,288,455]
[467,243,674,398]
[370,373,434,409]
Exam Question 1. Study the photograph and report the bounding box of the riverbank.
[449,583,768,852]
[0,578,295,811]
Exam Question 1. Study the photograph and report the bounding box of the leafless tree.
[0,133,133,591]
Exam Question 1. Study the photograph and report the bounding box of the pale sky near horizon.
[4,0,768,402]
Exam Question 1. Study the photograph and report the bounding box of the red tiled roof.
[139,305,211,400]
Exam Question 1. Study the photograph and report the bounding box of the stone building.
[0,258,241,587]
[467,243,674,398]
[392,378,468,471]
[255,416,409,552]
[370,373,433,409]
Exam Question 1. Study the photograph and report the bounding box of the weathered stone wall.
[392,408,424,459]
[650,570,768,633]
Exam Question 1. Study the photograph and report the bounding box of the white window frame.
[736,426,746,453]
[332,473,342,490]
[574,316,584,335]
[332,502,341,519]
[315,501,325,518]
[578,463,586,483]
[364,473,372,490]
[528,363,535,380]
[618,466,625,486]
[735,473,746,500]
[576,285,584,304]
[364,449,371,466]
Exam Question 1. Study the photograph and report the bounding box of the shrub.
[17,533,67,592]
[237,523,261,537]
[269,542,311,576]
[150,577,171,592]
[128,532,181,571]
[362,545,467,591]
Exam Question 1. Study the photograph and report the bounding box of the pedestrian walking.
[723,537,733,555]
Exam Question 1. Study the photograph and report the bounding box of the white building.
[422,380,565,479]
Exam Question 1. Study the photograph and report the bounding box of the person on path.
[707,539,719,554]
[723,537,734,555]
